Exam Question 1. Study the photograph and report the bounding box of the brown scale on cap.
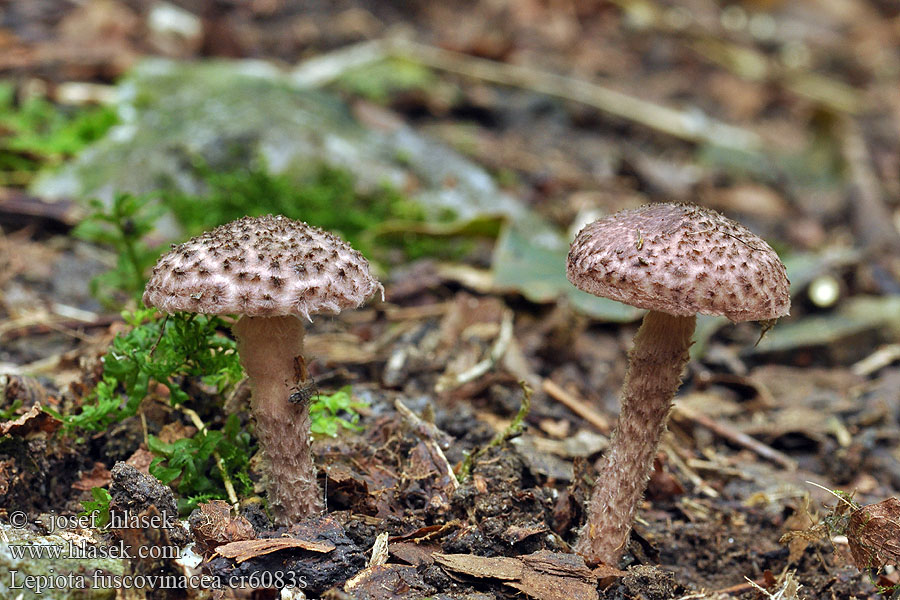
[566,203,790,568]
[143,214,383,320]
[567,203,789,322]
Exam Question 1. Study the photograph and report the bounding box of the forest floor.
[2,1,900,599]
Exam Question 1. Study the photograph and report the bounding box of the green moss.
[159,162,470,263]
[148,414,255,514]
[309,386,367,438]
[62,309,242,432]
[0,83,117,185]
[71,193,164,306]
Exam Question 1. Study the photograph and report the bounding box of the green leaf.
[147,435,174,456]
[72,192,163,306]
[309,386,368,438]
[753,295,900,354]
[149,457,183,485]
[79,487,112,528]
[492,224,642,322]
[65,311,242,432]
[146,412,255,515]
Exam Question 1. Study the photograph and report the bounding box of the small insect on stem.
[289,355,318,405]
[636,229,644,250]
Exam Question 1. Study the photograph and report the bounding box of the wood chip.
[215,537,335,563]
[434,550,600,600]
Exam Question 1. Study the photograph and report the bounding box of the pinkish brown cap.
[143,215,383,320]
[567,203,790,322]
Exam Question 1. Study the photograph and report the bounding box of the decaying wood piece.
[434,549,604,600]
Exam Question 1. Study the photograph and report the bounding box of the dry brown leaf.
[848,497,900,571]
[388,541,439,566]
[592,562,627,588]
[0,403,61,437]
[215,537,335,563]
[124,447,154,474]
[780,497,818,564]
[71,462,112,492]
[191,500,255,556]
[156,421,197,444]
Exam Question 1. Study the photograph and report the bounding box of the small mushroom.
[566,203,789,566]
[143,215,382,524]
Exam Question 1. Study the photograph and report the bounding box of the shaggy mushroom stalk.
[573,310,694,566]
[232,315,320,517]
[566,203,790,567]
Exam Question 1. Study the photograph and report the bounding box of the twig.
[178,405,239,509]
[662,440,718,498]
[745,570,801,599]
[395,399,459,491]
[541,379,610,434]
[290,36,763,151]
[386,37,762,152]
[677,581,753,598]
[676,573,795,599]
[673,405,797,471]
[851,343,900,376]
[457,382,532,483]
[383,301,453,321]
[839,116,900,251]
[394,398,453,449]
[291,39,389,87]
[148,314,169,357]
[0,310,117,344]
[435,308,514,393]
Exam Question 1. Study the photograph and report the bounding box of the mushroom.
[143,215,382,524]
[566,203,790,566]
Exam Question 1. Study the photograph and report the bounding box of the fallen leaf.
[388,541,438,566]
[215,537,335,563]
[848,497,900,571]
[191,500,255,556]
[753,296,900,353]
[71,462,112,492]
[0,403,61,437]
[125,447,155,474]
[492,224,640,323]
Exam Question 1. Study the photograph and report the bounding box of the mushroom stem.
[575,310,695,566]
[232,315,323,524]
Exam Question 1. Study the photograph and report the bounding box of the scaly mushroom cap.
[143,215,383,319]
[567,203,790,322]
